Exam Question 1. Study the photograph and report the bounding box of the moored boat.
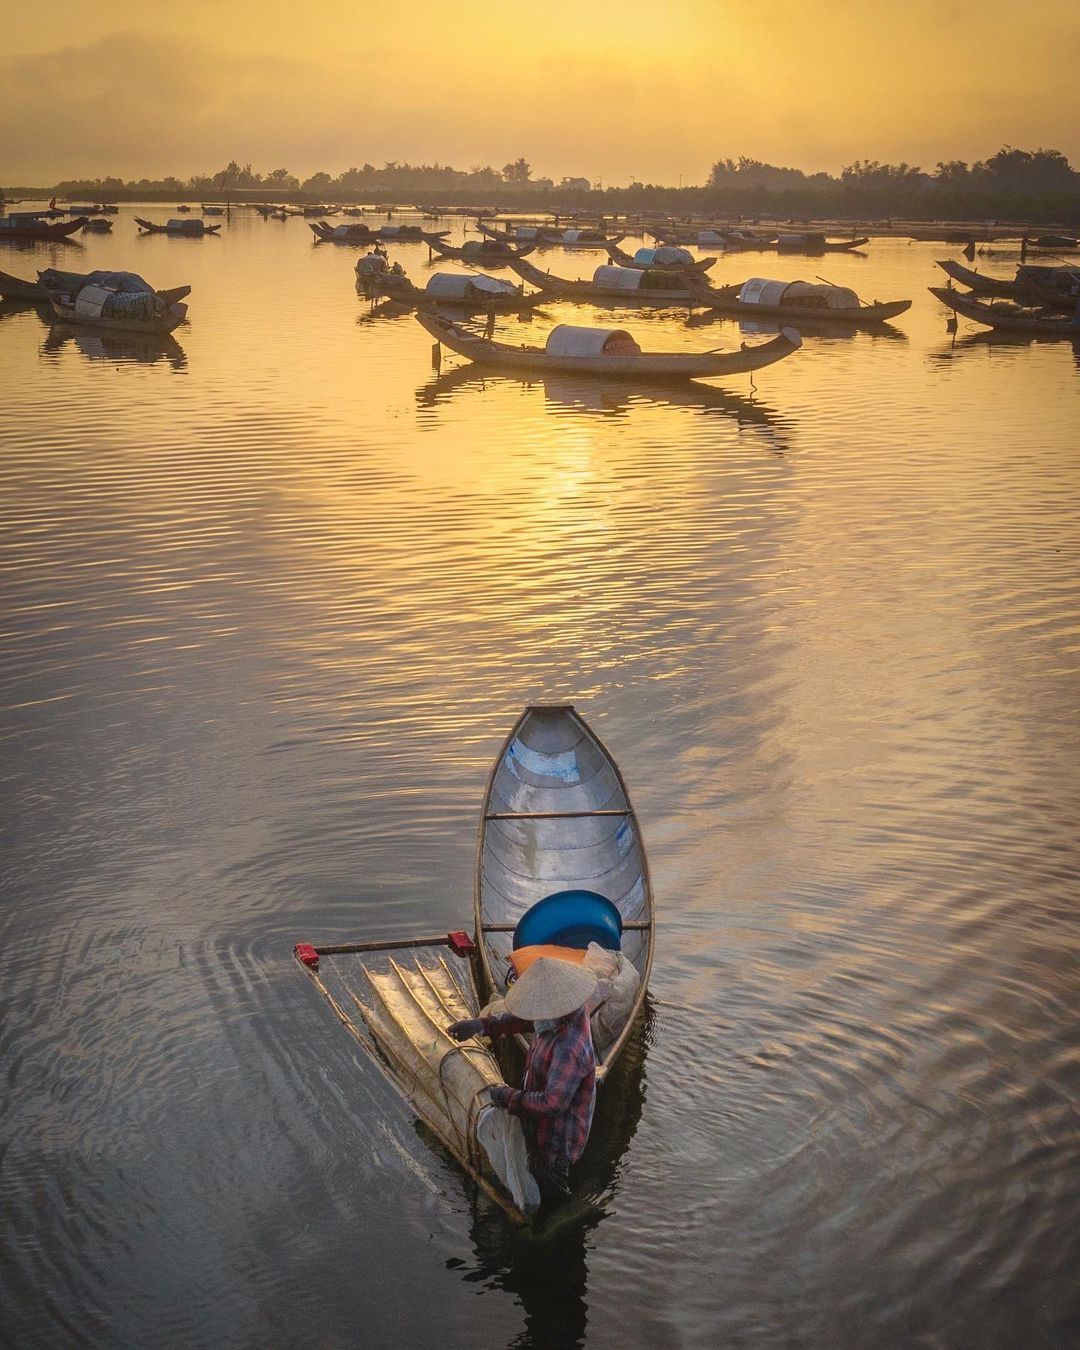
[135,217,221,236]
[776,232,869,253]
[426,237,536,267]
[508,256,696,304]
[605,242,716,273]
[362,268,545,312]
[417,310,802,380]
[81,218,113,233]
[309,220,448,244]
[42,270,189,334]
[687,275,911,324]
[0,267,190,307]
[477,221,626,249]
[935,259,1031,299]
[929,285,1080,337]
[0,214,87,242]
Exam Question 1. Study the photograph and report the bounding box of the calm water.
[1,211,1078,1350]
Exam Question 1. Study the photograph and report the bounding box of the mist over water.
[1,213,1078,1349]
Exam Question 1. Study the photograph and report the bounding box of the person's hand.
[489,1085,512,1109]
[447,1018,484,1042]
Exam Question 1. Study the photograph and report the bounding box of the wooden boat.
[417,310,801,380]
[605,242,716,273]
[0,268,190,307]
[776,232,869,253]
[293,705,654,1223]
[687,275,911,324]
[81,219,113,234]
[508,256,695,304]
[477,221,626,250]
[935,259,1031,299]
[201,205,226,216]
[1015,264,1080,308]
[929,286,1080,337]
[0,214,87,242]
[426,237,536,266]
[309,220,448,243]
[135,217,221,236]
[43,281,188,334]
[364,269,546,313]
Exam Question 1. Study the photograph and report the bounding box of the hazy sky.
[3,0,1077,184]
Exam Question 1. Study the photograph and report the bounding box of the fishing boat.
[363,269,545,313]
[477,222,626,250]
[81,219,113,234]
[776,232,869,253]
[135,217,221,236]
[508,257,695,304]
[0,268,190,307]
[309,220,448,244]
[293,704,654,1224]
[201,205,226,216]
[687,275,911,324]
[935,259,1032,299]
[929,286,1080,337]
[416,311,801,380]
[42,273,189,334]
[605,242,716,273]
[0,214,87,242]
[1015,264,1080,307]
[426,237,536,266]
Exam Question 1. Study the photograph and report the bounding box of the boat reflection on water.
[416,362,795,442]
[0,297,37,324]
[929,328,1080,366]
[447,1006,653,1350]
[686,308,909,343]
[42,323,187,370]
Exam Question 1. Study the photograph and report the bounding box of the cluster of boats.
[0,266,190,334]
[930,259,1080,337]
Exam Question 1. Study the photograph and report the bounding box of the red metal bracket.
[294,942,320,970]
[447,930,477,955]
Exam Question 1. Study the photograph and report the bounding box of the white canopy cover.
[591,265,644,291]
[738,277,860,309]
[545,324,635,356]
[426,273,516,299]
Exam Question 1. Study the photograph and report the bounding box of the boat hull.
[418,312,801,381]
[475,705,654,1080]
[929,286,1080,336]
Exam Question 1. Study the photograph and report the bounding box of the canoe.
[0,215,87,241]
[929,286,1080,337]
[687,275,911,324]
[417,310,802,380]
[0,268,190,307]
[425,238,536,266]
[475,704,654,1081]
[293,703,654,1224]
[508,256,695,304]
[135,218,221,235]
[605,242,716,273]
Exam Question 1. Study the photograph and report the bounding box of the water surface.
[1,212,1078,1349]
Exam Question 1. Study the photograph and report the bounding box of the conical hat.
[504,957,598,1021]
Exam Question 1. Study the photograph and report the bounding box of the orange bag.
[508,944,588,978]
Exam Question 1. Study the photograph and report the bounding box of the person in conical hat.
[447,957,599,1201]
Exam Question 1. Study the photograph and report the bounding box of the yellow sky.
[2,0,1077,184]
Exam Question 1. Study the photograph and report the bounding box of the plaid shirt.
[479,1007,597,1169]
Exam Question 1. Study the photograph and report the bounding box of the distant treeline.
[22,146,1080,223]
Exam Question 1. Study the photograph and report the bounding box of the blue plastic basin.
[513,890,623,952]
